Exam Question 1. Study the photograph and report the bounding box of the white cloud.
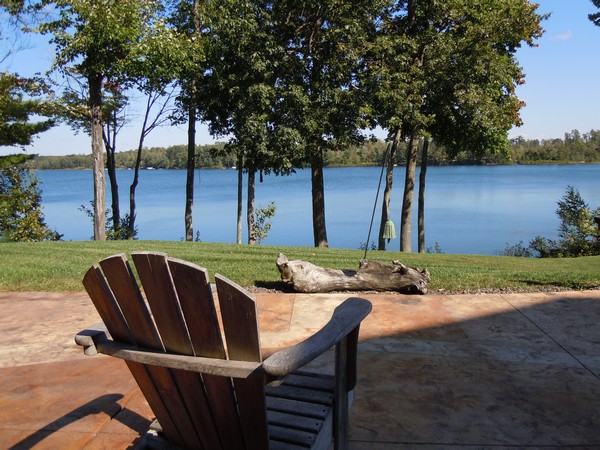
[555,31,573,41]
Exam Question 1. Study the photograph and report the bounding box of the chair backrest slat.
[216,274,261,362]
[131,252,193,354]
[168,258,225,358]
[82,265,132,343]
[168,257,248,449]
[83,262,189,447]
[98,254,162,349]
[216,274,269,449]
[84,253,271,450]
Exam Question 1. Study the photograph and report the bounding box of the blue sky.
[1,0,599,156]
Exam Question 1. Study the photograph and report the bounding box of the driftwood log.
[276,253,430,294]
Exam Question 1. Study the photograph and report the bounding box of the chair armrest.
[262,297,372,378]
[75,326,262,378]
[75,323,109,355]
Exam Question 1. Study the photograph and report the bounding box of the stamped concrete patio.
[1,289,600,449]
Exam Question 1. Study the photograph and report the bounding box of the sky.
[1,0,599,157]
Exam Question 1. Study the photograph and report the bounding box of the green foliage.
[36,0,169,80]
[358,241,378,251]
[254,201,276,245]
[198,0,301,177]
[529,186,600,257]
[498,241,533,258]
[510,130,600,164]
[78,201,137,240]
[590,0,600,26]
[23,128,600,171]
[426,242,444,254]
[0,160,61,241]
[369,0,544,159]
[0,72,55,147]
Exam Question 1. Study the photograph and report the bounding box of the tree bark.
[378,129,401,250]
[128,98,153,240]
[311,147,328,247]
[247,168,256,245]
[185,96,196,241]
[103,112,120,239]
[89,73,106,241]
[185,0,201,242]
[236,151,243,245]
[128,146,142,240]
[400,133,419,252]
[277,253,430,294]
[418,139,429,253]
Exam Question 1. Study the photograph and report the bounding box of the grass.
[1,241,599,293]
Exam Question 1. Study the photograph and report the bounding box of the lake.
[36,164,600,255]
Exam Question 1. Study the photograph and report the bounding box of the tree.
[530,186,600,257]
[366,0,431,251]
[199,0,297,245]
[417,138,429,252]
[269,0,381,247]
[0,65,56,241]
[370,0,544,252]
[58,79,128,238]
[0,154,60,241]
[590,0,600,26]
[169,0,207,242]
[35,0,168,240]
[101,83,127,238]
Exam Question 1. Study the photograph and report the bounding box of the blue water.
[36,164,600,255]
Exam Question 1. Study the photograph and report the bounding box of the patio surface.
[1,289,600,449]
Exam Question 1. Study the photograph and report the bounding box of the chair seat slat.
[266,396,329,420]
[268,410,325,434]
[268,424,319,448]
[266,384,334,406]
[280,371,336,392]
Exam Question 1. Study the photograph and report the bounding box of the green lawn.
[0,241,598,292]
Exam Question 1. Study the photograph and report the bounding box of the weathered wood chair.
[75,252,372,449]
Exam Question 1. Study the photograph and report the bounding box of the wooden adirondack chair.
[75,252,372,449]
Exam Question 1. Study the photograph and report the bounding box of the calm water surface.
[36,164,600,255]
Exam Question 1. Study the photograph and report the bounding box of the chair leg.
[334,336,349,450]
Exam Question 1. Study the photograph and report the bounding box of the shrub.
[529,186,600,257]
[0,164,61,241]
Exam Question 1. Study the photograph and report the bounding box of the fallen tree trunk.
[276,253,430,294]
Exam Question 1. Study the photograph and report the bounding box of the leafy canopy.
[0,72,55,147]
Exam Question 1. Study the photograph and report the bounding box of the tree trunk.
[247,168,256,245]
[378,129,401,250]
[311,147,328,247]
[418,139,429,253]
[89,73,106,241]
[128,94,158,240]
[103,115,120,239]
[277,253,430,294]
[128,146,142,240]
[185,97,196,241]
[400,133,419,252]
[185,0,201,242]
[236,151,243,245]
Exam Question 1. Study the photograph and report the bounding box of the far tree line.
[26,129,600,171]
[2,1,599,251]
